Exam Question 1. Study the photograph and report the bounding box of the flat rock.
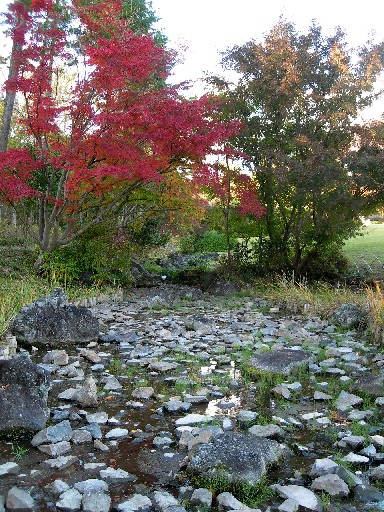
[99,467,137,483]
[0,462,19,477]
[116,494,152,512]
[31,420,72,446]
[6,487,37,511]
[56,488,82,512]
[249,349,312,375]
[10,288,99,348]
[131,387,155,400]
[188,432,284,486]
[273,484,321,511]
[310,474,349,497]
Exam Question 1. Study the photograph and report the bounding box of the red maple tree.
[0,0,244,265]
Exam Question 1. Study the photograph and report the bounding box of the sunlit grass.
[343,224,384,278]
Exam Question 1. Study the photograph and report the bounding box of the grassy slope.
[343,224,384,279]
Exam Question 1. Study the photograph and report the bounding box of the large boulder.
[0,355,51,433]
[331,303,366,329]
[187,432,285,486]
[10,288,99,348]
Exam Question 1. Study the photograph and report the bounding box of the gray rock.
[369,465,384,481]
[105,427,129,440]
[56,489,82,512]
[10,288,99,348]
[131,387,155,400]
[31,420,72,446]
[116,494,152,512]
[0,495,4,512]
[334,465,363,487]
[103,375,122,391]
[72,377,98,408]
[309,458,338,477]
[41,455,78,470]
[354,484,384,502]
[175,414,213,427]
[99,467,137,483]
[272,485,321,511]
[0,355,51,433]
[335,391,363,413]
[152,491,179,511]
[249,349,312,375]
[81,423,102,439]
[188,432,284,486]
[6,487,37,511]
[148,361,179,372]
[74,480,109,494]
[331,303,366,329]
[237,411,258,426]
[248,424,284,440]
[278,499,298,512]
[216,491,258,511]
[37,441,71,457]
[190,488,212,508]
[71,429,93,444]
[310,474,349,497]
[45,480,70,497]
[341,453,369,464]
[82,492,111,512]
[341,435,365,450]
[0,462,19,477]
[86,412,108,425]
[164,400,191,413]
[42,350,69,366]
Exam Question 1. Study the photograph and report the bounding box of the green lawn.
[343,223,384,279]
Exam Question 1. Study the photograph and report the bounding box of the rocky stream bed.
[1,284,384,512]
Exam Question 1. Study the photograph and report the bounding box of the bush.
[42,225,132,286]
[179,230,235,254]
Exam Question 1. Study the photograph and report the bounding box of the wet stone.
[190,488,213,508]
[272,485,321,512]
[116,494,152,512]
[0,463,19,477]
[99,467,137,483]
[188,432,284,486]
[310,474,349,497]
[249,349,312,375]
[6,487,37,512]
[56,489,82,512]
[105,427,129,440]
[37,441,71,457]
[248,424,284,440]
[309,458,339,477]
[82,492,111,512]
[131,387,155,400]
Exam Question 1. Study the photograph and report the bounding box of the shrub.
[179,230,235,254]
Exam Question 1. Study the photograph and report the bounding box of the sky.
[151,0,384,119]
[0,0,383,118]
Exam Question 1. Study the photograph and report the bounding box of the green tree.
[217,20,384,277]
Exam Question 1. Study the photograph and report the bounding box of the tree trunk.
[0,38,23,152]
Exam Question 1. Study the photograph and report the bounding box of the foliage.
[41,223,133,285]
[179,229,234,254]
[215,20,384,277]
[0,0,239,267]
[189,471,275,508]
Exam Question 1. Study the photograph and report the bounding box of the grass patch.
[343,224,384,279]
[0,274,117,337]
[189,471,275,508]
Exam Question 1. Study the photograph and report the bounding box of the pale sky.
[0,0,383,118]
[151,0,384,119]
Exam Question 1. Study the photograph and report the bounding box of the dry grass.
[261,274,367,317]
